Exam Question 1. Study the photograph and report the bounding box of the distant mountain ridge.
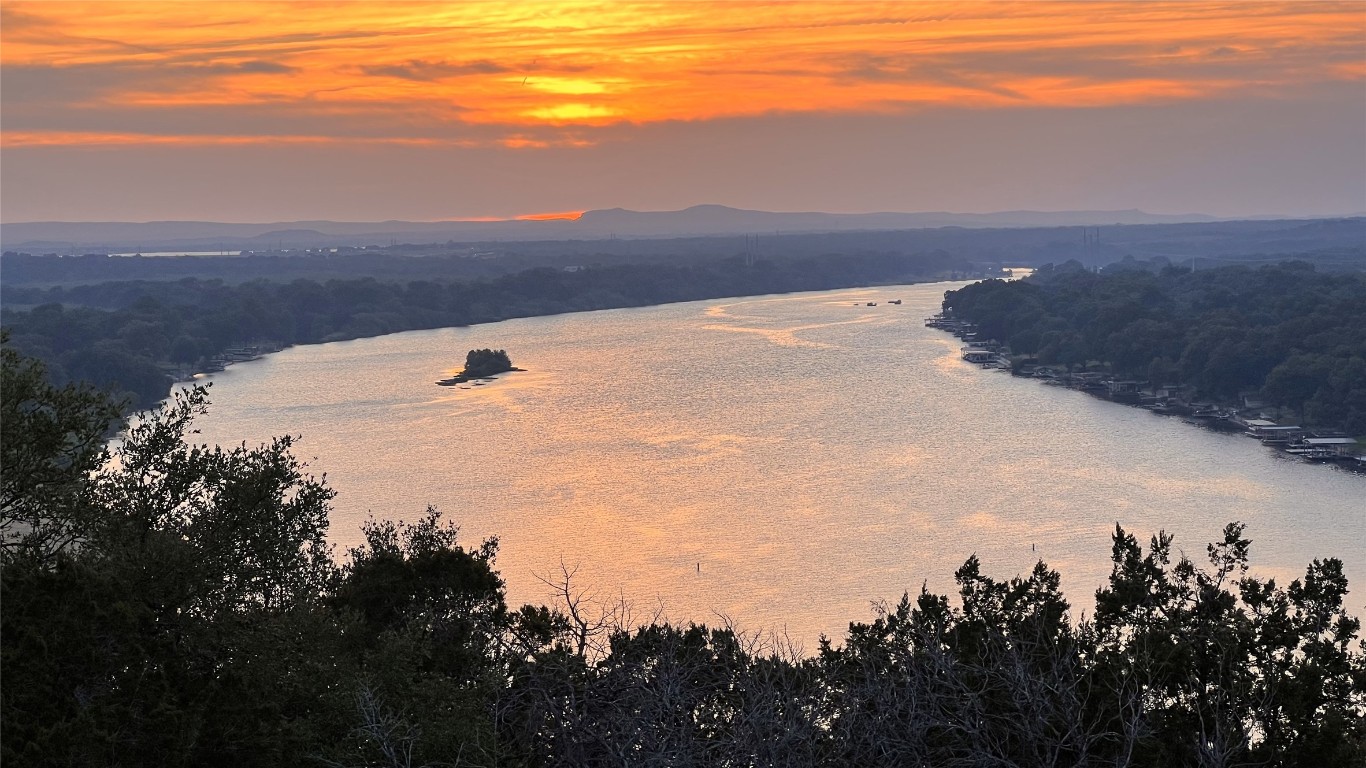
[575,205,1227,236]
[1,205,1254,251]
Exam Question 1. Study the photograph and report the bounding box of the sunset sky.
[2,1,1364,222]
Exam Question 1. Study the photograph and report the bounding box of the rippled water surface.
[189,282,1365,645]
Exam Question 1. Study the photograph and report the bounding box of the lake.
[186,282,1365,647]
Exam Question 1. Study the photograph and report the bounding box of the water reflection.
[188,282,1365,646]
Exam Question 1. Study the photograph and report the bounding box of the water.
[187,282,1365,646]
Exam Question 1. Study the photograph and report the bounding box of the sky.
[2,1,1364,223]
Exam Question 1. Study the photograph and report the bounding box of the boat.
[866,302,877,306]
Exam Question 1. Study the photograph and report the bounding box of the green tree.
[2,343,348,766]
[1,334,123,562]
[462,348,514,378]
[1092,523,1366,766]
[330,508,513,765]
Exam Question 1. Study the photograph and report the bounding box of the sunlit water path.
[188,282,1364,646]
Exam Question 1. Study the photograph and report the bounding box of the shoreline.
[927,313,1366,473]
[175,275,985,388]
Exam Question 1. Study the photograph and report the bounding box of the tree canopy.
[943,262,1366,432]
[462,348,514,378]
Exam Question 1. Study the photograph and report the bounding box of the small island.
[436,348,523,386]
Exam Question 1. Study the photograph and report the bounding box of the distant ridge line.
[4,205,1355,251]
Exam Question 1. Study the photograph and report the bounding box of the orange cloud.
[517,210,584,221]
[2,1,1362,147]
[0,131,489,149]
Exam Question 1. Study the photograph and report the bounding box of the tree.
[461,348,514,378]
[331,508,514,765]
[2,343,348,766]
[1,333,123,562]
[1092,523,1366,767]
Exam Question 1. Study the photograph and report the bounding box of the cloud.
[0,60,297,108]
[235,60,297,75]
[361,59,509,81]
[1,2,1362,153]
[4,89,1362,222]
[522,103,621,123]
[1,99,472,142]
[0,4,156,57]
[823,53,1029,100]
[1,63,135,106]
[499,132,596,149]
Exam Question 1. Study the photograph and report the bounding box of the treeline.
[1,246,648,289]
[1,250,972,411]
[943,262,1366,432]
[6,217,1364,284]
[4,344,1364,766]
[0,241,976,293]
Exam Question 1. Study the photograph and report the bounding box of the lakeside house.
[1106,380,1143,404]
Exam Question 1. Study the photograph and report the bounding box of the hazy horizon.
[8,202,1346,227]
[3,2,1364,223]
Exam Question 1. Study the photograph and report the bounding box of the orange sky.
[2,2,1363,220]
[4,1,1362,146]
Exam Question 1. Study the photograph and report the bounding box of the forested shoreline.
[3,343,1363,766]
[942,262,1366,434]
[1,250,976,412]
[6,235,1364,431]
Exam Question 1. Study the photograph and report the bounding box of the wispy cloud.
[1,1,1361,148]
[361,59,509,81]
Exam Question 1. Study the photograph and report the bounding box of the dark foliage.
[462,348,513,378]
[942,262,1366,432]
